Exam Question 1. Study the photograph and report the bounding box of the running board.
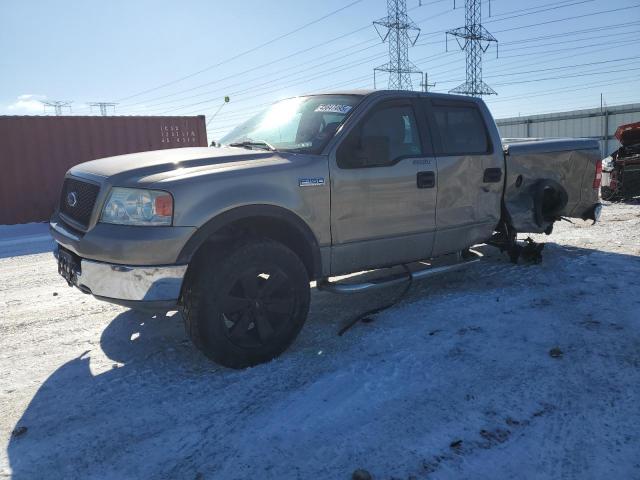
[317,251,483,295]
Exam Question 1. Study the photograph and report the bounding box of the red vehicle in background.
[602,121,640,200]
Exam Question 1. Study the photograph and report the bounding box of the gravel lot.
[1,203,639,480]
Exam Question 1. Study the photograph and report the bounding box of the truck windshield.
[220,94,362,154]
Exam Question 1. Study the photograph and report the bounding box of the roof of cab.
[309,89,483,102]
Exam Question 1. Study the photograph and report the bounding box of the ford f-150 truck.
[51,90,602,368]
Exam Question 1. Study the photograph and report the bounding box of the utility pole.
[207,96,231,146]
[446,0,498,96]
[420,73,436,92]
[88,102,118,116]
[41,100,72,116]
[373,0,422,91]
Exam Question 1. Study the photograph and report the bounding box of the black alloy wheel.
[221,267,295,349]
[182,238,310,368]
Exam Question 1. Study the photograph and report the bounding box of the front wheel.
[182,239,310,368]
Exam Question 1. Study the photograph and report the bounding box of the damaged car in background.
[602,121,640,201]
[50,90,603,368]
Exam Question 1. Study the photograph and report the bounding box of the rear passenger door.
[421,98,503,256]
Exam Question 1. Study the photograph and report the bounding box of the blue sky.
[1,0,639,139]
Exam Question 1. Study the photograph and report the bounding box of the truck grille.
[59,178,100,229]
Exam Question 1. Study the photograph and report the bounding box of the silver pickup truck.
[51,90,602,368]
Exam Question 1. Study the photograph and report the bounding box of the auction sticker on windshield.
[315,104,352,114]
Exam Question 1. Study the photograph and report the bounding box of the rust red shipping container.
[0,115,207,225]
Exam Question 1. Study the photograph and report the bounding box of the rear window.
[432,104,490,155]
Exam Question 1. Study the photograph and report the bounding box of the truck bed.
[502,138,601,233]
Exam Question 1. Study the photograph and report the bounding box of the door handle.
[417,171,435,189]
[483,168,502,183]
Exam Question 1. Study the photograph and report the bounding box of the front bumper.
[49,212,196,266]
[54,245,187,310]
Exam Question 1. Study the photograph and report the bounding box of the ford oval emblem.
[67,191,78,208]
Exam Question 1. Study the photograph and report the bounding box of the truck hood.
[70,146,279,185]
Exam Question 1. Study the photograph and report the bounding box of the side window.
[431,104,490,155]
[337,104,422,168]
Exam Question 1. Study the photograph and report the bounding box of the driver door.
[328,98,437,275]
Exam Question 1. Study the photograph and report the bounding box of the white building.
[495,103,640,157]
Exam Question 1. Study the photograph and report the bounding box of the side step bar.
[317,250,483,295]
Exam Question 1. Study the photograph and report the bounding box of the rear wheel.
[182,239,310,368]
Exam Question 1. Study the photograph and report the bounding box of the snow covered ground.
[1,204,639,480]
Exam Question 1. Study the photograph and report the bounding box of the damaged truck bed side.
[50,90,602,368]
[503,139,602,232]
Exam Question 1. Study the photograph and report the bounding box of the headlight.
[100,188,173,226]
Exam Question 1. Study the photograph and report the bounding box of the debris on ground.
[352,468,372,480]
[11,427,27,438]
[450,439,463,449]
[549,346,564,358]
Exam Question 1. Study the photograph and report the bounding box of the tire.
[182,239,310,368]
[601,186,618,201]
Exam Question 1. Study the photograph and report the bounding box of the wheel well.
[533,179,568,227]
[217,216,316,276]
[181,212,320,291]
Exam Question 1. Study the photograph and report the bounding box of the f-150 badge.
[299,177,325,187]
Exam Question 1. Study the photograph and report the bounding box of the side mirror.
[358,135,390,166]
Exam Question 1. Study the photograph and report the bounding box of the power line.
[146,6,468,114]
[205,59,635,131]
[412,5,640,46]
[493,30,640,54]
[491,65,640,88]
[158,50,387,115]
[127,1,640,121]
[433,57,640,86]
[115,0,366,103]
[122,0,623,113]
[168,34,640,123]
[116,31,379,110]
[117,2,456,110]
[493,4,640,34]
[499,21,640,46]
[487,0,592,19]
[122,38,385,113]
[486,56,640,79]
[486,74,640,105]
[169,31,640,120]
[484,0,595,23]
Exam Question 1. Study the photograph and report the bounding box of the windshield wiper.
[228,140,275,151]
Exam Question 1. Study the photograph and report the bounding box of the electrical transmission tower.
[373,0,422,91]
[88,102,118,116]
[446,0,498,96]
[41,100,72,116]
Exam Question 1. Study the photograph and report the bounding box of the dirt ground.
[1,202,639,480]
